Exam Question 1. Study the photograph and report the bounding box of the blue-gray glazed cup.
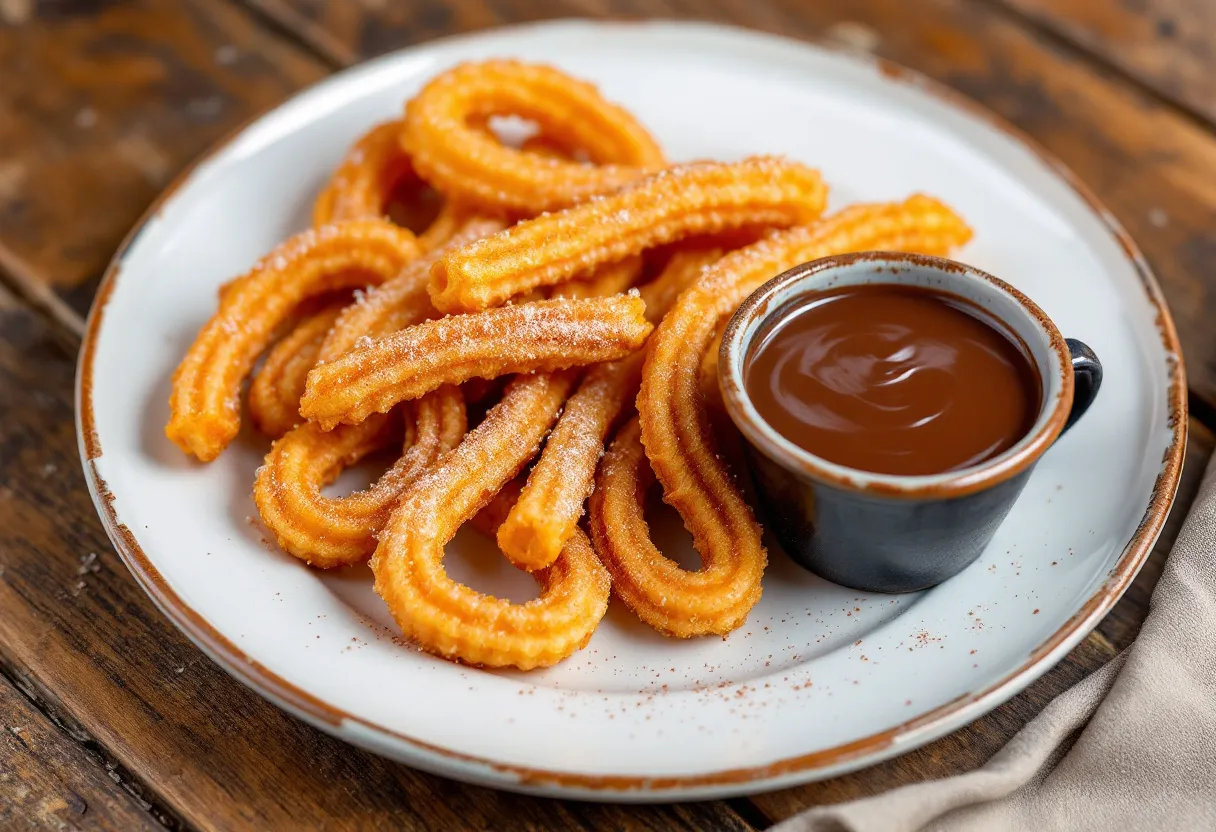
[718,252,1102,593]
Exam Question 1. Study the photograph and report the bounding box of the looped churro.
[313,121,416,227]
[592,196,973,636]
[402,60,666,215]
[497,248,723,571]
[372,371,609,669]
[593,417,752,635]
[312,119,495,253]
[248,302,345,438]
[429,157,827,312]
[254,386,466,568]
[300,295,652,429]
[166,219,422,461]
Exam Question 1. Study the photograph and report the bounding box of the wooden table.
[1,1,1212,828]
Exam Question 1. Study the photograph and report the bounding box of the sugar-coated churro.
[372,372,609,669]
[164,54,980,671]
[167,220,422,461]
[254,386,466,568]
[300,295,652,429]
[248,303,345,438]
[429,157,827,312]
[496,248,724,570]
[402,60,665,215]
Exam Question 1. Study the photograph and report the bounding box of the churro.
[402,60,665,215]
[166,220,422,461]
[429,157,827,312]
[497,248,723,570]
[162,55,983,670]
[317,216,507,364]
[371,372,609,669]
[300,295,652,429]
[248,303,345,438]
[254,386,466,568]
[313,121,416,227]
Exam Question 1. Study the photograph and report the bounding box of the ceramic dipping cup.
[718,252,1102,593]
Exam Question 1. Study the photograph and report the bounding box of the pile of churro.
[166,60,972,669]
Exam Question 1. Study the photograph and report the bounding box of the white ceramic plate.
[77,21,1185,800]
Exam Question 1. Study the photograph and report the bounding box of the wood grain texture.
[245,0,1216,407]
[0,0,1209,827]
[997,0,1216,124]
[750,420,1211,822]
[0,288,752,831]
[0,670,163,832]
[0,0,324,315]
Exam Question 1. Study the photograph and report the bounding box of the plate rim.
[74,18,1187,798]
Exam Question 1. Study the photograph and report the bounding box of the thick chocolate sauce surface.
[744,284,1042,476]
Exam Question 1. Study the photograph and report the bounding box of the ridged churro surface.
[166,220,421,461]
[162,56,980,670]
[429,157,827,312]
[254,386,466,568]
[402,60,665,215]
[301,295,651,429]
[372,372,608,669]
[497,247,725,570]
[248,303,345,439]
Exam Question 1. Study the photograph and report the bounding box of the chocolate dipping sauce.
[743,284,1042,476]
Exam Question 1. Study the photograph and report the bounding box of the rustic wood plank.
[0,643,166,831]
[749,418,1211,822]
[995,0,1216,125]
[244,0,1216,411]
[0,0,1208,825]
[0,0,326,317]
[0,287,755,830]
[243,0,676,66]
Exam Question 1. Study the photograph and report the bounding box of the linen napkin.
[776,454,1216,832]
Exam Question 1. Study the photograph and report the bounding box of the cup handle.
[1063,338,1102,434]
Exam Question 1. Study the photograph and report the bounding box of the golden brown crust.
[414,201,493,251]
[166,220,422,461]
[371,372,609,669]
[163,52,980,670]
[317,216,507,365]
[467,476,526,539]
[248,303,345,438]
[300,295,653,429]
[637,248,726,325]
[312,120,501,255]
[591,417,761,636]
[496,248,726,570]
[497,351,643,571]
[312,120,415,227]
[551,256,643,301]
[253,386,467,569]
[429,157,828,312]
[402,60,666,215]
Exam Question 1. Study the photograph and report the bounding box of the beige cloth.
[777,455,1216,832]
